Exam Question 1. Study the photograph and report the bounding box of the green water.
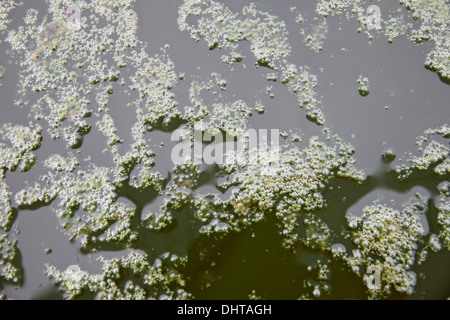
[0,0,449,300]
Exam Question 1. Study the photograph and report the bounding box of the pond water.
[0,0,449,300]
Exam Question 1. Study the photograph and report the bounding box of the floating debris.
[436,182,450,250]
[382,148,396,163]
[357,75,370,96]
[300,17,328,53]
[316,0,450,79]
[0,0,447,300]
[46,251,191,300]
[344,199,426,299]
[396,124,450,179]
[0,230,21,297]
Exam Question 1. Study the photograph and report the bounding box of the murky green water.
[0,0,449,300]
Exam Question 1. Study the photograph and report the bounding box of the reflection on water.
[0,0,449,299]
